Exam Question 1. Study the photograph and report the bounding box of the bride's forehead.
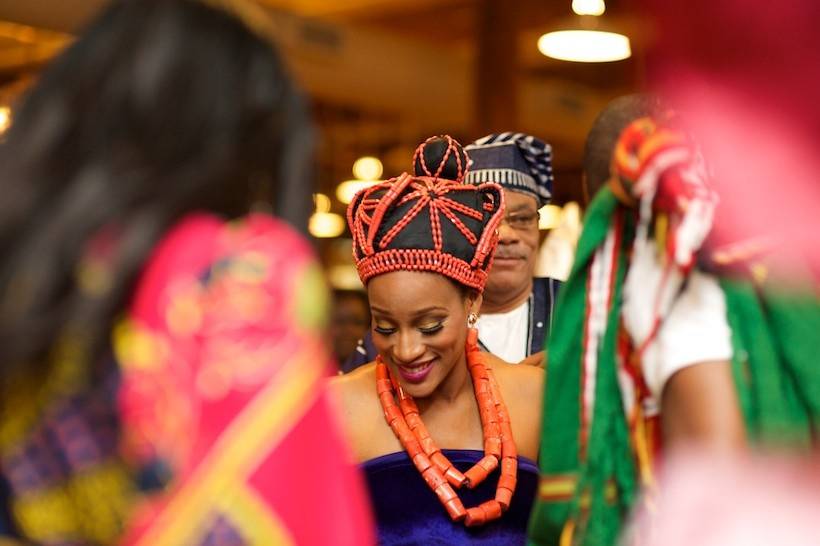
[367,271,462,306]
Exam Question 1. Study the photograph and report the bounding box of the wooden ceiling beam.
[0,0,628,170]
[257,0,467,20]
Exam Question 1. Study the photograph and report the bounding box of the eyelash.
[420,323,444,335]
[373,322,445,336]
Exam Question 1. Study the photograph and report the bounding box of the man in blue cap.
[341,132,560,371]
[464,132,560,367]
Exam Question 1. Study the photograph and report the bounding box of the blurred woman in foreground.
[0,0,372,543]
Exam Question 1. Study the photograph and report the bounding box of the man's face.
[330,294,370,363]
[485,190,540,305]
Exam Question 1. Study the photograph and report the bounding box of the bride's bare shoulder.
[327,362,378,418]
[326,363,398,461]
[486,353,545,398]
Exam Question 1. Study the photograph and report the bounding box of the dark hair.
[0,0,314,393]
[583,94,661,201]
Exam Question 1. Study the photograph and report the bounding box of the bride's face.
[367,270,480,399]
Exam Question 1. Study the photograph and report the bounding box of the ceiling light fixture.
[0,106,12,135]
[336,180,377,204]
[538,0,631,63]
[309,193,346,238]
[572,0,606,17]
[328,264,363,290]
[538,30,630,63]
[336,156,384,204]
[352,156,383,181]
[309,212,346,238]
[313,193,332,213]
[572,0,605,16]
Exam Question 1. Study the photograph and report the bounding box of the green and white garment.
[527,185,820,546]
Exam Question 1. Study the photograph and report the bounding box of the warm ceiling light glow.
[309,212,346,238]
[352,156,383,181]
[572,0,606,16]
[539,204,563,230]
[0,106,11,135]
[336,179,378,204]
[538,30,631,62]
[328,264,363,290]
[313,192,332,213]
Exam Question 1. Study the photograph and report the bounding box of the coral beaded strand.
[376,363,467,520]
[374,328,518,527]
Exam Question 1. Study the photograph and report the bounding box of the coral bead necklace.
[375,328,518,527]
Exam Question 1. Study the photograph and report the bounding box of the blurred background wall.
[0,0,644,288]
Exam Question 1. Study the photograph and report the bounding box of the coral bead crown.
[347,136,505,292]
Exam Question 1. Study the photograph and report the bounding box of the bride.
[330,136,544,545]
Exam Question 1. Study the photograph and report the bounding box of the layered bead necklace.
[375,327,518,527]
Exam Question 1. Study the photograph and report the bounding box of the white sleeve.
[640,269,734,400]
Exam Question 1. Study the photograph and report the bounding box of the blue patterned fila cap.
[464,132,553,207]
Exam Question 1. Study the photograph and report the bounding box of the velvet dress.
[362,448,539,545]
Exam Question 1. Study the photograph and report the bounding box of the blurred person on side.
[627,452,820,546]
[330,289,370,366]
[0,0,373,544]
[528,95,820,546]
[342,134,560,372]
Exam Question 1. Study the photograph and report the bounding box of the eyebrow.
[508,204,538,213]
[370,305,449,317]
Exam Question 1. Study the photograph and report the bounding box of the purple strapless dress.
[361,449,538,545]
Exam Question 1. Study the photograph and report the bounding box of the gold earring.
[467,312,478,328]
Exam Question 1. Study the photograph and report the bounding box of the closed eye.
[373,325,396,336]
[419,323,444,335]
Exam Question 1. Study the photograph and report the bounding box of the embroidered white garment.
[476,299,530,363]
[624,263,733,402]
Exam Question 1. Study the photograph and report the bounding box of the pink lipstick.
[396,359,435,383]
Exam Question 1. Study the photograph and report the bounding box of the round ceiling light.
[309,192,346,238]
[309,212,345,238]
[336,180,378,205]
[352,156,383,181]
[572,0,605,16]
[538,29,631,63]
[313,192,332,213]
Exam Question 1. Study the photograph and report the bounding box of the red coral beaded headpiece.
[347,136,505,292]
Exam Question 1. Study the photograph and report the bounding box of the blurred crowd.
[0,0,818,545]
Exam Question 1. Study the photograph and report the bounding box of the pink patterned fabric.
[116,213,374,545]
